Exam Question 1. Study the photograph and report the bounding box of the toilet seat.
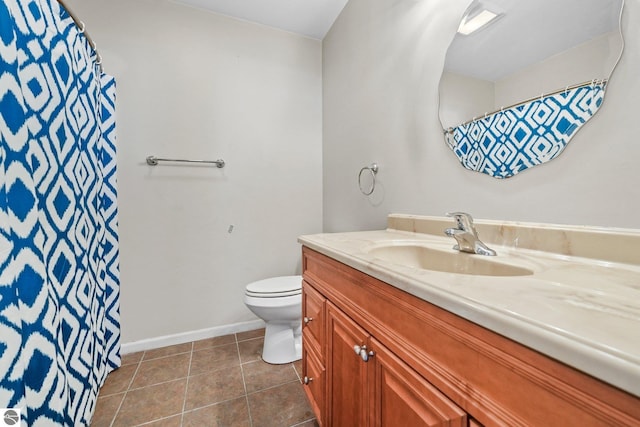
[245,276,302,298]
[245,289,301,298]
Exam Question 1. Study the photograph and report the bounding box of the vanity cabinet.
[304,292,466,427]
[304,254,467,426]
[301,246,640,427]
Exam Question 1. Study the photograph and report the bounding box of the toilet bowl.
[244,275,302,364]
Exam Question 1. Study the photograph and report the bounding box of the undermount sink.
[367,243,534,277]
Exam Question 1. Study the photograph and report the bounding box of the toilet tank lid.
[245,275,302,294]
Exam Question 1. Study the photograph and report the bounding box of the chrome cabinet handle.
[304,317,313,324]
[360,348,375,362]
[361,349,375,362]
[353,345,374,362]
[303,376,313,385]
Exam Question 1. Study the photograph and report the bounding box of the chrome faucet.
[444,212,496,256]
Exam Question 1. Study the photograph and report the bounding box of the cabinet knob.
[354,345,375,362]
[304,317,313,324]
[360,349,375,362]
[303,376,313,385]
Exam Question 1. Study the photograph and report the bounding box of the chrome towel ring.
[358,163,378,195]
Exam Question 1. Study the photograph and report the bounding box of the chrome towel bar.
[146,156,225,168]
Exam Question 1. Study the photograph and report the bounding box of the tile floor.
[92,329,318,427]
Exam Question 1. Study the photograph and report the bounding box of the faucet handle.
[446,212,475,230]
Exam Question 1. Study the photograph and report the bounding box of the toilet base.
[262,321,302,364]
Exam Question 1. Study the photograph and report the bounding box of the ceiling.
[171,0,349,40]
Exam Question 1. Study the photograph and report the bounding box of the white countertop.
[299,227,640,397]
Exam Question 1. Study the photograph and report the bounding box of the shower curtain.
[0,0,120,425]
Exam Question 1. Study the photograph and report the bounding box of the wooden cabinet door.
[370,337,467,427]
[327,302,370,427]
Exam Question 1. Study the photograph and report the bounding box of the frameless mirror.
[438,0,624,178]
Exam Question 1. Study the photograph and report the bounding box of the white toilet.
[243,275,302,364]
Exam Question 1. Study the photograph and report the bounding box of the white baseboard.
[120,319,266,355]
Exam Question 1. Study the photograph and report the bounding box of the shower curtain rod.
[444,78,608,133]
[56,0,102,71]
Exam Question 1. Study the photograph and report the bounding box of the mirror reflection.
[439,0,624,178]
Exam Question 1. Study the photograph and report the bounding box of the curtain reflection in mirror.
[444,80,606,179]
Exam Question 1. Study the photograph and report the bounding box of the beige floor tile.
[144,342,192,361]
[120,351,144,366]
[293,359,303,378]
[185,367,246,411]
[131,352,190,389]
[292,420,320,427]
[142,414,183,426]
[248,381,314,427]
[242,360,298,394]
[91,393,124,427]
[182,397,251,427]
[238,337,264,364]
[236,328,265,342]
[99,364,137,396]
[193,334,236,351]
[113,379,186,426]
[190,343,240,376]
[95,329,319,426]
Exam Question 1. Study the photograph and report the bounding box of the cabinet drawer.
[302,280,325,359]
[303,336,326,426]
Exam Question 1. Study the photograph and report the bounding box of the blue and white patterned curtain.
[0,0,120,425]
[445,82,606,179]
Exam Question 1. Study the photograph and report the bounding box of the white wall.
[323,0,640,232]
[67,0,323,344]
